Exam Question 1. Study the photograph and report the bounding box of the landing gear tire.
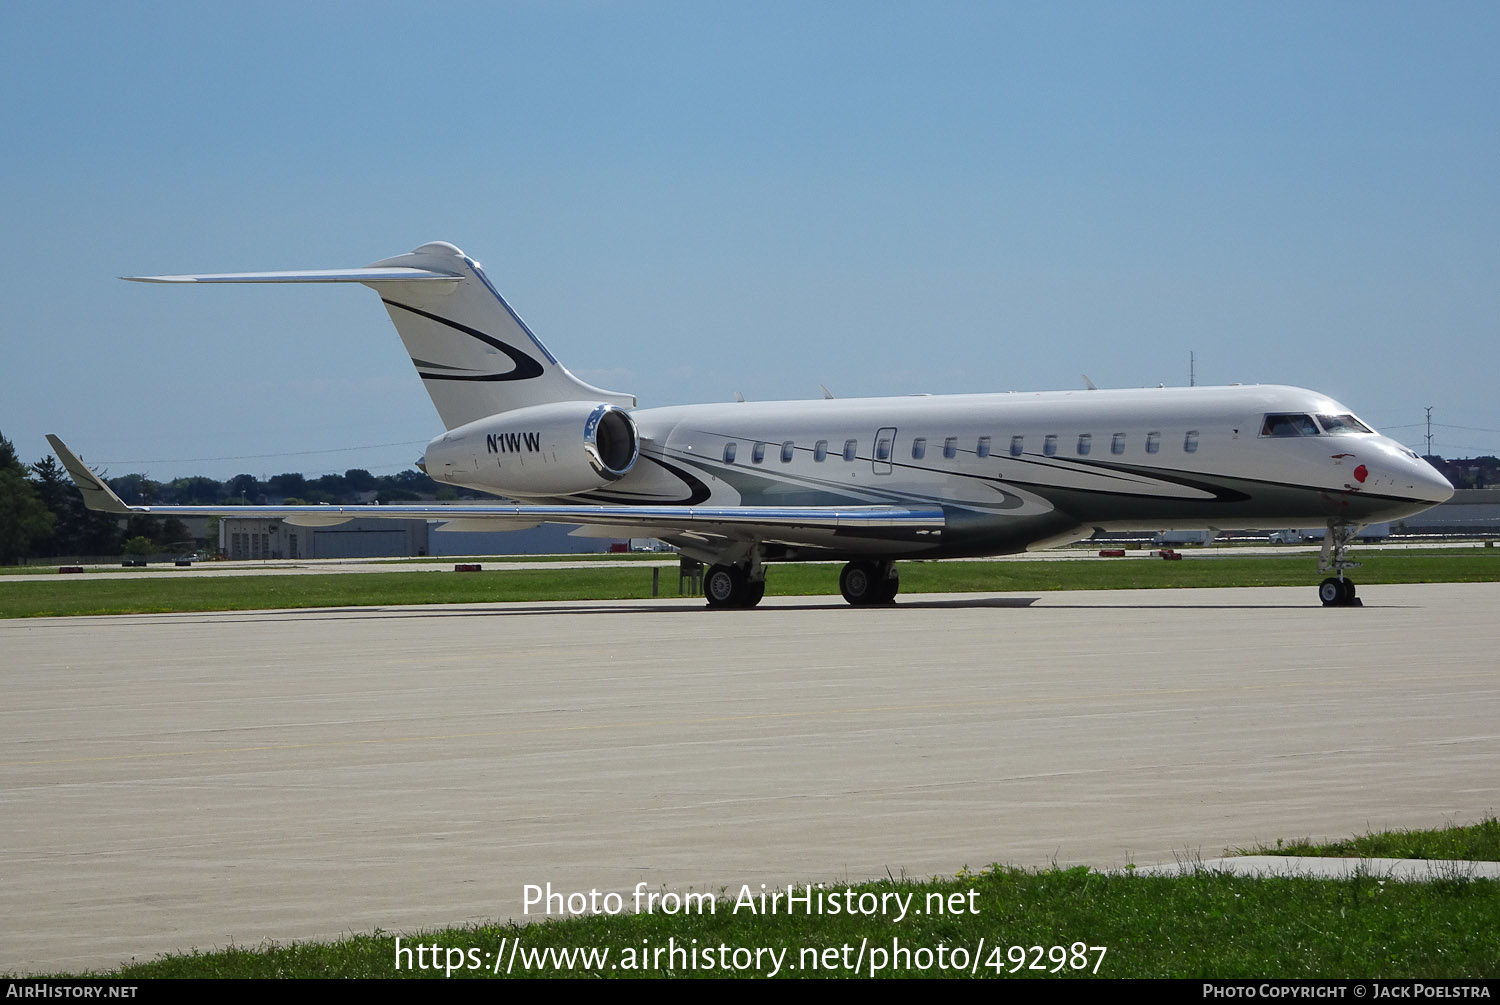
[704,564,765,608]
[840,561,898,605]
[1318,577,1360,607]
[705,564,746,608]
[1317,522,1363,607]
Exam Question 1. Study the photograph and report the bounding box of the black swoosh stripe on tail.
[382,299,545,382]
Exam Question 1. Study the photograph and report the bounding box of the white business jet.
[48,242,1453,608]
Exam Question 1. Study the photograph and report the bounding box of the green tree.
[166,476,225,505]
[122,535,154,557]
[29,455,75,556]
[0,432,54,565]
[343,468,377,493]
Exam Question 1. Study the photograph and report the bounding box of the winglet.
[44,436,134,514]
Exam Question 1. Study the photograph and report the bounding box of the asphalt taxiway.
[2,583,1496,973]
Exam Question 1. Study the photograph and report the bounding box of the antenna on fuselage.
[1190,350,1196,387]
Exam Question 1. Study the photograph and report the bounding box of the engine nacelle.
[423,401,640,497]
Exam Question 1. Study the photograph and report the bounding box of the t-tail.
[125,241,635,429]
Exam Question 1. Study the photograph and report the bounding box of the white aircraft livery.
[49,241,1454,608]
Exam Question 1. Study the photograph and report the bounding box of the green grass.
[2,548,1498,618]
[1241,817,1500,862]
[31,847,1500,979]
[1,548,1496,618]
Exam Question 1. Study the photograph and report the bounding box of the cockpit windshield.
[1261,412,1376,437]
[1260,413,1319,437]
[1316,413,1374,435]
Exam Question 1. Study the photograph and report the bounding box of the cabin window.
[944,437,957,459]
[977,436,991,458]
[1077,433,1092,456]
[780,440,795,462]
[1043,434,1058,457]
[723,442,737,464]
[1316,413,1374,435]
[1146,431,1160,454]
[752,441,766,464]
[843,439,858,461]
[1010,435,1024,457]
[876,437,892,461]
[911,437,927,460]
[813,439,828,461]
[1111,433,1126,455]
[1184,430,1199,453]
[1260,413,1319,437]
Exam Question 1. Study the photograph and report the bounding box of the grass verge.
[1,548,1496,618]
[28,840,1500,978]
[1240,817,1500,862]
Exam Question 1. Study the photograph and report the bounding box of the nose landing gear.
[1317,522,1363,607]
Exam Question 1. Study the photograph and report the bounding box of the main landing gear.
[702,558,902,607]
[1317,521,1362,607]
[839,561,899,606]
[703,563,766,608]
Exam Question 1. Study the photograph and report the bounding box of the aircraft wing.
[46,436,944,545]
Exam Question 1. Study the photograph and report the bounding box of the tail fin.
[125,242,635,429]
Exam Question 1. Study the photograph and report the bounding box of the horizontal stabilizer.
[122,267,460,284]
[123,241,635,428]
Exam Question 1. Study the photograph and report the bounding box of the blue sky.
[3,2,1497,479]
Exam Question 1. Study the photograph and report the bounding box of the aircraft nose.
[1407,457,1454,504]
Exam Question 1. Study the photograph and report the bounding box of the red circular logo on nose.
[1353,464,1368,483]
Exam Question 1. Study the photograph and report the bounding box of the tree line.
[0,431,475,564]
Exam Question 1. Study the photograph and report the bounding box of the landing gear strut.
[839,561,899,605]
[1317,521,1362,607]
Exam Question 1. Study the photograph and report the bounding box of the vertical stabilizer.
[362,243,634,428]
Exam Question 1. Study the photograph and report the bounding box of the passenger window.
[1111,433,1125,455]
[723,442,737,464]
[843,439,857,461]
[752,442,766,464]
[911,437,927,460]
[780,440,794,462]
[976,436,991,458]
[876,438,892,461]
[1010,435,1024,457]
[814,439,828,462]
[1184,430,1199,453]
[1077,434,1091,456]
[943,437,957,459]
[1146,431,1160,454]
[1043,434,1058,457]
[1261,413,1319,437]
